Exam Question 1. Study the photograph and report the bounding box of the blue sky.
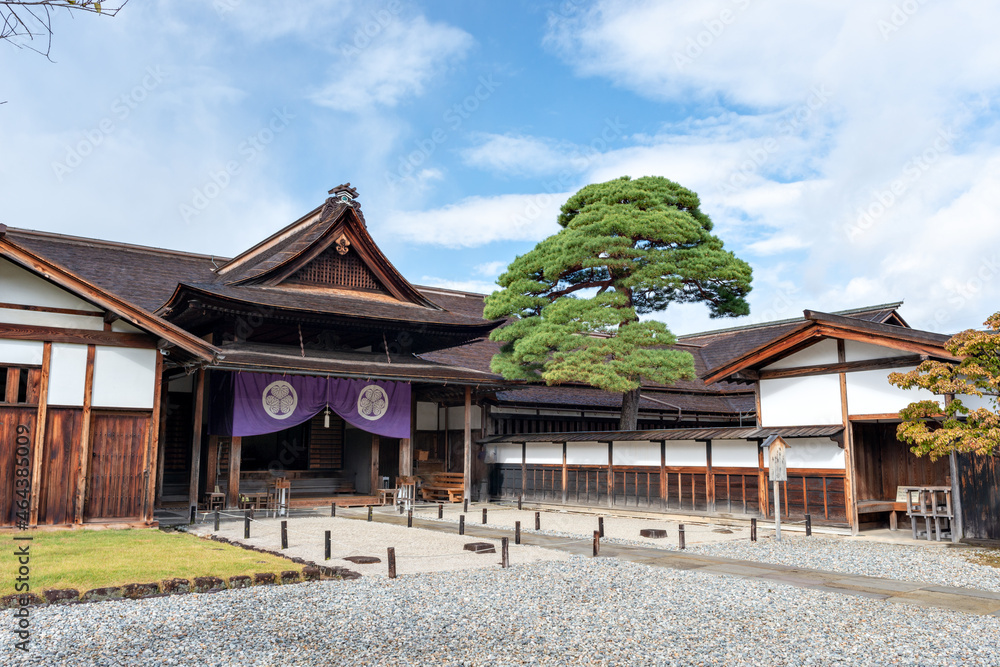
[3,0,999,335]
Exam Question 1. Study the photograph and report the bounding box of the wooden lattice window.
[286,246,386,292]
[0,366,41,405]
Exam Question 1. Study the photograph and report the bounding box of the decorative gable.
[283,244,388,293]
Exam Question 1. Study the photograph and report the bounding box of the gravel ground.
[6,557,1000,666]
[189,514,569,577]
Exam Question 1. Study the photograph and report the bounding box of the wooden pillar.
[142,351,164,523]
[205,436,220,494]
[154,376,169,506]
[521,442,527,498]
[757,439,768,517]
[443,402,450,470]
[227,436,242,509]
[73,345,96,525]
[187,368,206,510]
[399,390,416,477]
[561,441,568,504]
[463,385,472,502]
[370,433,380,495]
[28,342,51,526]
[705,439,714,513]
[607,441,614,508]
[837,341,859,534]
[659,440,667,508]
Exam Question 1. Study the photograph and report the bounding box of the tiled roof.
[482,424,843,444]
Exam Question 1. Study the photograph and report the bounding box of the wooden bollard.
[534,511,540,531]
[464,499,469,513]
[387,547,396,579]
[501,537,509,569]
[518,495,523,511]
[331,502,336,518]
[751,517,757,542]
[515,521,521,545]
[407,509,413,528]
[805,514,812,536]
[367,506,373,522]
[598,516,604,538]
[214,510,220,532]
[459,515,465,535]
[281,520,288,550]
[324,530,331,560]
[678,524,685,550]
[189,505,196,524]
[438,503,443,519]
[593,530,600,557]
[244,511,250,539]
[482,507,488,524]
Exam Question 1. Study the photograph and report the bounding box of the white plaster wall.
[0,258,102,311]
[441,405,482,430]
[48,343,88,406]
[846,367,941,416]
[665,439,707,467]
[416,401,438,430]
[566,441,608,465]
[762,339,839,370]
[0,307,104,330]
[92,347,157,409]
[711,439,758,467]
[0,339,43,366]
[956,393,998,412]
[613,440,660,466]
[843,340,912,362]
[494,443,523,465]
[760,437,845,470]
[110,319,143,333]
[525,441,563,464]
[760,375,843,426]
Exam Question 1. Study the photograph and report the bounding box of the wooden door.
[0,406,37,526]
[84,412,150,520]
[38,408,83,525]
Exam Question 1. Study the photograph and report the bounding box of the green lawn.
[2,529,294,596]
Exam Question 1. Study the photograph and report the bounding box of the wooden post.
[593,530,600,557]
[501,537,509,568]
[367,505,373,522]
[773,479,782,541]
[331,502,336,518]
[757,440,768,517]
[705,439,714,513]
[482,507,487,524]
[515,521,521,544]
[155,376,169,506]
[805,514,812,536]
[387,547,396,579]
[205,436,219,497]
[28,342,51,526]
[534,511,540,531]
[227,436,242,509]
[561,441,568,504]
[399,391,416,477]
[438,503,443,519]
[280,520,288,549]
[837,341,859,535]
[607,441,614,508]
[325,530,331,560]
[187,368,206,512]
[750,517,757,541]
[407,509,413,528]
[73,345,96,525]
[143,352,165,523]
[598,516,604,538]
[520,443,527,501]
[459,514,465,535]
[244,510,250,539]
[214,510,220,531]
[678,524,686,549]
[659,440,667,510]
[370,432,380,495]
[463,386,472,503]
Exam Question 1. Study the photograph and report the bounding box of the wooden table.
[239,492,271,510]
[903,486,954,542]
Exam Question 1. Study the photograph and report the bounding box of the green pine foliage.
[484,175,753,401]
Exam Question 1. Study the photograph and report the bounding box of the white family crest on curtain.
[357,384,389,421]
[262,380,298,420]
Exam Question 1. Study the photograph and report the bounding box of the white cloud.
[384,192,568,248]
[475,260,508,277]
[418,277,499,296]
[746,235,809,256]
[310,16,474,113]
[461,133,582,176]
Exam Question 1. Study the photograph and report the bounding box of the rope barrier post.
[367,506,373,522]
[482,507,487,525]
[751,517,757,542]
[464,499,468,513]
[189,505,196,525]
[678,524,685,550]
[535,511,540,531]
[598,516,604,538]
[805,514,812,537]
[459,515,465,535]
[325,530,331,560]
[244,510,250,539]
[331,502,336,518]
[398,503,404,515]
[515,521,521,545]
[281,520,288,550]
[214,510,220,532]
[438,503,443,519]
[518,495,522,511]
[387,547,396,579]
[407,509,413,528]
[501,537,509,569]
[593,530,600,557]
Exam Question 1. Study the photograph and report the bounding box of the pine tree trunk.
[619,387,641,430]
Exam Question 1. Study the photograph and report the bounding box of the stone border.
[0,529,360,609]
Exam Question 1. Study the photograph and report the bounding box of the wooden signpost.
[766,436,789,542]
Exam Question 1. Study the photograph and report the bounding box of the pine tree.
[484,176,753,429]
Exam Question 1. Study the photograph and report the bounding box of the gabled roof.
[701,308,955,385]
[0,226,217,364]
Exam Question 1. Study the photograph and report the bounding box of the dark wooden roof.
[483,424,843,444]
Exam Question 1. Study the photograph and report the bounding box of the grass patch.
[968,549,1000,569]
[1,529,292,596]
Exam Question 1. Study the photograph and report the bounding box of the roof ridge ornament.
[328,182,359,202]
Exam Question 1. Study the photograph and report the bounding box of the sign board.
[768,436,788,482]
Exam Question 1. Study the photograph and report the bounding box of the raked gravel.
[6,557,1000,666]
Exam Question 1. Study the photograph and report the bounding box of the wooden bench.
[856,499,908,530]
[420,472,465,503]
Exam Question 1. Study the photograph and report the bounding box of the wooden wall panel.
[852,423,949,501]
[957,452,1000,541]
[0,406,37,526]
[308,413,344,469]
[84,411,150,520]
[38,408,82,525]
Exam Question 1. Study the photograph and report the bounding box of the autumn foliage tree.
[483,176,753,430]
[889,312,1000,460]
